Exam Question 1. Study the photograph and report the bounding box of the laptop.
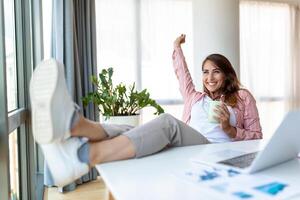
[211,111,300,174]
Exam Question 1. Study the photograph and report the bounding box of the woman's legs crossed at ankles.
[30,59,210,187]
[72,113,210,167]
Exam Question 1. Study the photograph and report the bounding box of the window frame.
[0,1,10,200]
[0,0,43,199]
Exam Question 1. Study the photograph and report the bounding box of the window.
[3,0,20,199]
[240,1,290,138]
[96,0,137,85]
[4,0,17,112]
[140,0,193,100]
[9,130,20,200]
[95,0,193,122]
[0,0,41,199]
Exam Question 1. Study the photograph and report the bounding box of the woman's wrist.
[224,126,237,138]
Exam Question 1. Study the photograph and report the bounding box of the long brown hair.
[202,54,241,107]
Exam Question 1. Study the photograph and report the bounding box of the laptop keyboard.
[218,152,259,169]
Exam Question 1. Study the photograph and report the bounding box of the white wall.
[192,0,240,91]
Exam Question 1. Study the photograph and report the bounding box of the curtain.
[44,0,98,192]
[239,0,300,138]
[240,1,290,99]
[240,1,300,112]
[288,4,300,110]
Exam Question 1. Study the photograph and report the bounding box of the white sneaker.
[41,137,89,187]
[30,59,75,144]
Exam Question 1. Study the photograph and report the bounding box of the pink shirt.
[172,46,262,141]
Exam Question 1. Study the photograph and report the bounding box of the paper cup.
[208,101,221,123]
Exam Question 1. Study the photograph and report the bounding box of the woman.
[173,34,262,142]
[30,34,262,187]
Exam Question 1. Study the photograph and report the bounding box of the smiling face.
[202,60,225,98]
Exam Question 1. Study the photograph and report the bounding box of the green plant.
[82,67,164,119]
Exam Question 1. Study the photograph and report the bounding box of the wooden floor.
[44,177,107,200]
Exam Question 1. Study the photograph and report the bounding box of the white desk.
[96,140,300,200]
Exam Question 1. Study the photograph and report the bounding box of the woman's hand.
[174,34,186,48]
[214,103,237,138]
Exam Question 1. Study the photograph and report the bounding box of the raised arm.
[172,34,197,102]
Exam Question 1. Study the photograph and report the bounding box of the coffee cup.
[208,100,221,123]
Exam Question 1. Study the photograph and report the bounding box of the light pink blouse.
[172,46,262,140]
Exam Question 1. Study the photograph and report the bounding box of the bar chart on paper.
[172,164,300,200]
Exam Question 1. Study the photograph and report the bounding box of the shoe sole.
[30,59,61,144]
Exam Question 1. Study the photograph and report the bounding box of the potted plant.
[82,67,164,126]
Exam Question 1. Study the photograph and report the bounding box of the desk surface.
[96,140,300,200]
